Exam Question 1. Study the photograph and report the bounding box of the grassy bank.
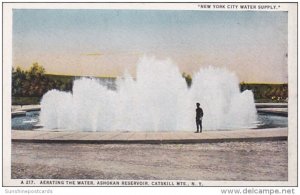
[12,97,41,105]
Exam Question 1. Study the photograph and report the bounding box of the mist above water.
[40,56,257,131]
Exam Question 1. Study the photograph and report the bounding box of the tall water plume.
[40,56,257,131]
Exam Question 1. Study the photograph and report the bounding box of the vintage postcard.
[2,2,298,189]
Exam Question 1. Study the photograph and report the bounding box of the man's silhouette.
[195,103,203,133]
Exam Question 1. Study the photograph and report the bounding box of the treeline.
[12,63,73,98]
[182,73,288,102]
[12,63,288,105]
[240,83,288,103]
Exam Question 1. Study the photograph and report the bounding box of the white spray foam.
[40,56,257,131]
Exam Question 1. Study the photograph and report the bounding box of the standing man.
[195,103,203,133]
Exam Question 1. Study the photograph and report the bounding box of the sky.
[13,9,288,83]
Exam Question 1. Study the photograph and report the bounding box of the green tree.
[12,66,26,96]
[182,72,192,87]
[29,62,45,76]
[12,63,75,105]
